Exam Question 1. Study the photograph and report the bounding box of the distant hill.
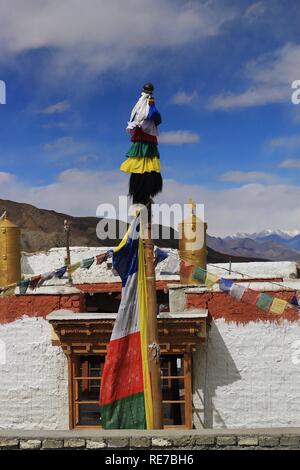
[0,198,263,263]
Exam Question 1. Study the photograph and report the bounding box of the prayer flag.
[100,215,153,429]
[269,297,288,315]
[256,293,273,312]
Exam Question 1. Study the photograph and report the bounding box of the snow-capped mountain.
[217,229,300,258]
[225,229,300,241]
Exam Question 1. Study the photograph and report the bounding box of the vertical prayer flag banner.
[100,215,153,429]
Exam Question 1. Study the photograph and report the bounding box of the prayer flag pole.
[121,82,164,429]
[143,203,163,429]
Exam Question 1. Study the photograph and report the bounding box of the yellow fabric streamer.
[120,156,160,174]
[269,297,288,315]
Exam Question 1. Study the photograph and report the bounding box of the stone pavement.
[0,428,300,450]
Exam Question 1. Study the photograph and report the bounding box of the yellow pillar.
[178,199,207,284]
[0,214,21,286]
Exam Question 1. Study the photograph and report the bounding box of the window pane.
[162,378,185,402]
[160,354,184,377]
[77,379,101,401]
[78,403,101,426]
[163,403,185,426]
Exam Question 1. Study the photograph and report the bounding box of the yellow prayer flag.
[68,261,81,275]
[269,297,288,315]
[205,272,220,289]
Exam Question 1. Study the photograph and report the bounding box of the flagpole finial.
[143,82,154,94]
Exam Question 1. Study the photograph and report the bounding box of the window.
[72,355,105,427]
[161,354,188,427]
[69,353,192,429]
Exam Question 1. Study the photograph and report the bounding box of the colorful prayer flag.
[68,261,81,275]
[154,247,169,266]
[81,257,95,270]
[18,279,30,295]
[2,284,16,296]
[230,283,247,300]
[256,293,273,312]
[205,272,220,288]
[161,254,179,275]
[100,215,153,429]
[269,297,288,315]
[54,266,67,279]
[219,278,233,292]
[241,288,260,306]
[96,252,109,265]
[29,275,42,290]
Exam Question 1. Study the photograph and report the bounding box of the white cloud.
[0,172,14,184]
[159,131,200,145]
[0,0,235,75]
[219,170,274,183]
[279,158,300,168]
[244,1,267,22]
[1,169,300,236]
[269,135,300,149]
[40,100,70,114]
[43,136,88,157]
[169,91,198,105]
[208,43,300,109]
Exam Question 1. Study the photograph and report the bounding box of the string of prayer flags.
[81,257,95,270]
[207,274,294,317]
[0,250,114,296]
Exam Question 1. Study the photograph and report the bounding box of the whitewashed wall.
[0,316,69,430]
[193,319,300,428]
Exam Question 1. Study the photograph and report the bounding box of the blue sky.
[1,0,300,235]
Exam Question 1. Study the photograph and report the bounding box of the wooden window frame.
[68,351,192,430]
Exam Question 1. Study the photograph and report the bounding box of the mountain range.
[0,199,260,264]
[1,198,299,262]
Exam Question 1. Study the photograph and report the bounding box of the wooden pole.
[143,204,163,429]
[64,219,72,285]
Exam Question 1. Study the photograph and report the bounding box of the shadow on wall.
[193,320,241,428]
